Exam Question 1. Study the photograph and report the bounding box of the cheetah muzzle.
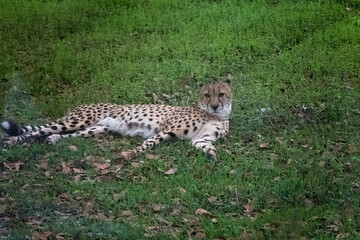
[1,80,232,161]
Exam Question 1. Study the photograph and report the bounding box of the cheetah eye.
[219,93,225,97]
[204,94,210,98]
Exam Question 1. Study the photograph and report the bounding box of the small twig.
[266,114,276,129]
[291,106,316,123]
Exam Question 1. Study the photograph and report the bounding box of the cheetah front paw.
[206,149,217,161]
[117,151,133,161]
[45,134,62,144]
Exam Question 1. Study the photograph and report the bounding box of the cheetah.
[1,80,232,160]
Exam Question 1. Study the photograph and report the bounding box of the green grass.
[1,0,360,239]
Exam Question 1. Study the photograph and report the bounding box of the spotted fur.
[1,80,232,160]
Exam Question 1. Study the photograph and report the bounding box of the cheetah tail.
[1,119,37,136]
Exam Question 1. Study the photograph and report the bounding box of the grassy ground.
[1,0,360,239]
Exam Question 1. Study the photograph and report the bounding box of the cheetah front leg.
[118,131,176,160]
[191,135,217,160]
[191,121,228,160]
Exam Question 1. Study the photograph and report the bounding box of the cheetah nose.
[211,105,219,111]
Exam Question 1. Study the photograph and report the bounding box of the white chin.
[201,104,231,118]
[210,110,231,118]
[218,104,232,117]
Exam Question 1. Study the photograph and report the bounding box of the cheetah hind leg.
[45,124,109,144]
[1,135,17,148]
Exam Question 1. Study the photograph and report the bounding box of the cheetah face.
[198,80,232,118]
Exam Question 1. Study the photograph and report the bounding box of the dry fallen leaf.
[194,231,206,240]
[39,160,48,169]
[131,162,140,168]
[74,175,81,183]
[259,142,269,148]
[73,168,84,173]
[113,191,127,201]
[99,163,110,170]
[183,215,200,226]
[84,155,96,162]
[244,199,254,214]
[241,229,250,240]
[225,149,232,155]
[305,198,314,207]
[26,217,42,227]
[147,226,157,231]
[146,154,158,160]
[113,164,123,173]
[3,162,13,171]
[61,162,71,174]
[327,224,339,232]
[178,187,186,194]
[14,161,24,171]
[195,208,211,216]
[93,163,110,170]
[162,93,171,99]
[165,168,177,175]
[122,210,134,217]
[208,196,217,203]
[55,233,65,240]
[58,193,70,201]
[336,233,346,239]
[152,204,161,211]
[69,145,77,151]
[171,209,181,215]
[33,231,52,240]
[155,214,171,225]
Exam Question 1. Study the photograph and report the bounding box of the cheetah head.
[198,79,232,118]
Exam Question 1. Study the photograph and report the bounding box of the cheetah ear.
[224,79,231,85]
[198,83,204,88]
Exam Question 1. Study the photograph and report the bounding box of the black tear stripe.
[219,97,224,109]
